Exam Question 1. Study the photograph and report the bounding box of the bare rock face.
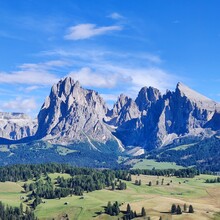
[107,94,140,126]
[35,77,119,148]
[155,83,220,144]
[135,86,161,112]
[0,112,37,140]
[1,78,220,152]
[113,82,220,149]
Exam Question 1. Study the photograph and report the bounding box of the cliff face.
[35,77,121,151]
[111,83,220,149]
[0,112,37,140]
[1,78,220,152]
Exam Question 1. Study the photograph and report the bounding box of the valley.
[0,164,219,220]
[1,1,220,220]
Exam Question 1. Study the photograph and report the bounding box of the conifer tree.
[141,207,146,216]
[19,203,23,214]
[127,203,131,214]
[171,204,176,214]
[111,182,115,190]
[106,201,112,215]
[188,205,194,213]
[176,205,182,215]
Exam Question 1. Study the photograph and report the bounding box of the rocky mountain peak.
[175,82,220,111]
[111,94,130,116]
[1,77,220,153]
[35,77,119,148]
[107,94,140,126]
[0,112,37,140]
[135,86,161,111]
[176,82,210,102]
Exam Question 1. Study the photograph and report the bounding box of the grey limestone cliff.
[112,82,220,149]
[0,112,37,140]
[1,78,220,152]
[35,77,122,151]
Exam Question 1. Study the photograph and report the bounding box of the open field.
[168,143,197,151]
[0,173,219,219]
[132,159,184,170]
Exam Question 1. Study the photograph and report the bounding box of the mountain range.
[0,77,220,169]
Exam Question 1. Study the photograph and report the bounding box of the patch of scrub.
[169,143,197,151]
[56,146,78,155]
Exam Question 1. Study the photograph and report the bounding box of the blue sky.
[0,0,220,117]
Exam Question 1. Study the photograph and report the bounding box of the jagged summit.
[176,82,220,111]
[0,77,220,152]
[176,82,212,102]
[35,76,122,151]
[135,86,161,111]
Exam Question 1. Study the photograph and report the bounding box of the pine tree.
[114,201,120,215]
[138,180,141,186]
[176,205,182,215]
[141,207,146,216]
[130,210,135,219]
[171,204,176,214]
[127,204,131,214]
[188,205,194,213]
[111,182,115,190]
[106,201,112,215]
[19,203,23,214]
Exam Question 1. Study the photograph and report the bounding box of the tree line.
[105,201,148,219]
[205,177,220,183]
[0,163,199,183]
[171,203,194,214]
[0,201,37,220]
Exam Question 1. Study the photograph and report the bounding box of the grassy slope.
[132,159,184,170]
[169,143,197,151]
[0,173,220,220]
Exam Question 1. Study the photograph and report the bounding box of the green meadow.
[132,159,184,170]
[0,173,219,219]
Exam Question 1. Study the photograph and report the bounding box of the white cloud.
[3,97,37,113]
[64,23,122,40]
[67,62,179,99]
[0,70,58,85]
[40,49,162,65]
[0,60,67,85]
[24,86,40,92]
[69,67,131,88]
[108,13,124,20]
